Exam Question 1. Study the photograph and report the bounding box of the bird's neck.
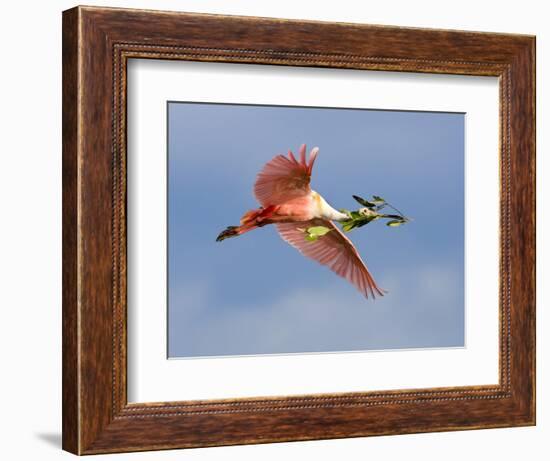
[311,191,349,222]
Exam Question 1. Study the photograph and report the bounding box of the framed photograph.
[62,5,535,455]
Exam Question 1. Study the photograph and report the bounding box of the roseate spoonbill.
[216,144,385,298]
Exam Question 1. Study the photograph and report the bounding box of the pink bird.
[216,144,385,298]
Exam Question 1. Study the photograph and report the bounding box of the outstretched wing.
[276,219,385,299]
[254,144,318,207]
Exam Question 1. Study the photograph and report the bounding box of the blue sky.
[167,102,465,358]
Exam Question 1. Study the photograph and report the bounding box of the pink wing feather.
[276,219,385,299]
[254,144,318,206]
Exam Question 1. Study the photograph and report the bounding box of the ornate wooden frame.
[62,5,536,455]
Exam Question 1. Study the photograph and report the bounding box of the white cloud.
[168,262,464,358]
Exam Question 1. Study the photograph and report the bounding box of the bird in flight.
[216,144,406,298]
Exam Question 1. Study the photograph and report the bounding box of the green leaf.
[307,226,332,237]
[352,195,376,208]
[386,220,405,227]
[304,225,333,242]
[372,195,386,204]
[341,221,356,233]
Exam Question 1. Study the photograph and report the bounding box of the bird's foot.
[216,226,240,242]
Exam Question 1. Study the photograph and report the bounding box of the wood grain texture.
[61,7,79,454]
[62,5,536,455]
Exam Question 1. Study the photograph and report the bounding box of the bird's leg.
[216,206,279,242]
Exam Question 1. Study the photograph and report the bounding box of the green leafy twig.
[345,194,410,230]
[303,194,411,242]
